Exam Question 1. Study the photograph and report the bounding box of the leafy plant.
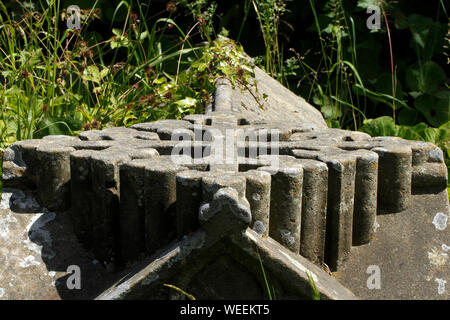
[179,0,218,42]
[0,0,199,147]
[122,37,262,125]
[296,0,366,130]
[360,116,449,148]
[360,116,450,198]
[0,156,2,197]
[251,0,290,80]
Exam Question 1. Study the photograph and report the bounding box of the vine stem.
[381,5,396,123]
[176,21,200,85]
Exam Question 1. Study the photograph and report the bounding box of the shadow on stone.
[412,186,447,196]
[29,208,118,299]
[4,188,117,299]
[8,190,41,213]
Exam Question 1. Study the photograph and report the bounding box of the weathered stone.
[70,149,96,248]
[201,173,247,202]
[334,189,449,300]
[319,153,356,270]
[2,140,48,188]
[1,46,448,300]
[373,145,412,213]
[352,150,378,245]
[296,159,328,265]
[144,158,188,255]
[35,144,74,211]
[199,187,251,244]
[132,119,194,141]
[175,170,204,239]
[89,151,131,265]
[244,170,271,237]
[412,162,448,189]
[118,160,147,263]
[262,163,304,253]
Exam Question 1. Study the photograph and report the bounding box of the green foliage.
[413,91,449,127]
[251,0,290,79]
[290,0,366,130]
[0,0,200,147]
[360,116,450,188]
[274,0,448,136]
[0,1,263,151]
[124,37,260,124]
[0,156,2,197]
[0,0,448,181]
[360,117,449,148]
[179,0,217,42]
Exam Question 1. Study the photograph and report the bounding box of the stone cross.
[3,77,446,279]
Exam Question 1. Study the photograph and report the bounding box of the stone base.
[0,187,447,300]
[334,188,449,299]
[0,189,116,300]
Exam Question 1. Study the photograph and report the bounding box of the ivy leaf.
[321,102,342,120]
[153,77,166,85]
[110,29,131,49]
[175,97,197,109]
[139,31,149,41]
[357,0,381,9]
[82,65,109,84]
[408,14,434,49]
[359,116,398,137]
[414,92,449,127]
[405,61,446,94]
[398,106,418,126]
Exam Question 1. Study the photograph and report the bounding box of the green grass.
[0,157,2,198]
[0,1,263,152]
[257,249,274,300]
[0,0,201,148]
[306,271,320,300]
[163,284,196,300]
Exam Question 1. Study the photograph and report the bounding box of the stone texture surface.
[228,66,328,130]
[334,189,449,299]
[0,189,117,299]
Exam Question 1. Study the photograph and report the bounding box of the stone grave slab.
[0,60,448,300]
